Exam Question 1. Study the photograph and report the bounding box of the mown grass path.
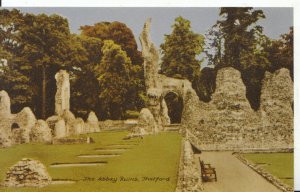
[0,131,182,192]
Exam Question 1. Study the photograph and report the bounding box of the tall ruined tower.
[139,18,160,90]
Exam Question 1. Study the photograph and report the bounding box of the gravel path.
[198,152,281,192]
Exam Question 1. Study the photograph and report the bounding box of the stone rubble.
[2,158,52,187]
[86,111,100,133]
[30,120,52,143]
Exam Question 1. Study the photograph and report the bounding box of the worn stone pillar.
[0,90,11,117]
[0,90,12,147]
[139,18,160,90]
[55,70,70,116]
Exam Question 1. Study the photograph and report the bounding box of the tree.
[95,40,135,119]
[81,21,146,117]
[192,67,217,102]
[70,35,103,119]
[80,21,143,65]
[265,27,293,79]
[218,7,265,69]
[0,9,86,118]
[204,23,224,67]
[160,16,204,81]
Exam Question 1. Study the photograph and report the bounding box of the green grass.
[0,131,182,192]
[242,153,293,187]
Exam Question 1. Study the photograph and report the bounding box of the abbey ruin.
[0,70,100,148]
[139,18,293,150]
[0,19,293,152]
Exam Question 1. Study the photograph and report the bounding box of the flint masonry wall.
[187,67,293,150]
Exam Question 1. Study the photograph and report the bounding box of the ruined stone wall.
[175,140,203,192]
[139,19,205,132]
[188,67,293,150]
[259,68,293,148]
[1,70,101,148]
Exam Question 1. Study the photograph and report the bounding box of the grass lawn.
[0,131,182,192]
[242,153,293,187]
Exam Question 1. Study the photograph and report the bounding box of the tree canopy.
[95,40,136,119]
[80,21,143,65]
[160,16,204,81]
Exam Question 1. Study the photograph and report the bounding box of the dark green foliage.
[0,9,87,118]
[265,27,293,79]
[160,16,204,81]
[192,67,217,102]
[218,7,266,69]
[70,35,103,119]
[80,21,146,118]
[95,40,138,119]
[80,21,143,66]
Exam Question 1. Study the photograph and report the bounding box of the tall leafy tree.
[80,21,143,65]
[0,9,32,112]
[81,21,146,116]
[160,16,204,81]
[95,40,135,119]
[218,7,265,69]
[70,35,103,119]
[0,9,86,118]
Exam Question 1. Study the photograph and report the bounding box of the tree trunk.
[42,66,46,119]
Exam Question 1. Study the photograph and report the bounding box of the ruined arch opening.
[11,123,20,131]
[164,92,183,124]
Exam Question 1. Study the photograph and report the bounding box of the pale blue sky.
[14,7,293,50]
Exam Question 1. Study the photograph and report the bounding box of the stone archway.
[163,92,183,124]
[11,123,20,131]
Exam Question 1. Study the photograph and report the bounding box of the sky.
[14,7,293,50]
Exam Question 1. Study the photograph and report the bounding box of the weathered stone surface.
[160,99,170,126]
[61,110,75,123]
[139,18,159,90]
[0,131,12,148]
[0,90,12,147]
[138,108,158,134]
[13,107,37,144]
[86,111,100,133]
[55,70,70,116]
[46,115,60,135]
[175,140,203,192]
[66,118,85,136]
[188,67,293,150]
[2,158,51,187]
[30,120,52,143]
[260,68,293,147]
[54,119,66,138]
[0,90,11,117]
